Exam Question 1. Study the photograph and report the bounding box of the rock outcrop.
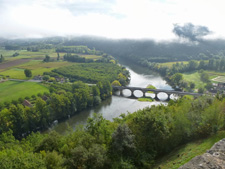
[179,139,225,169]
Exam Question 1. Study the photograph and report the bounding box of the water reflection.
[48,64,173,134]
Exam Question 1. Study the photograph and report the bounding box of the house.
[23,99,33,107]
[217,82,225,90]
[33,75,43,80]
[42,95,49,101]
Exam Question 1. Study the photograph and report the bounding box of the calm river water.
[49,61,172,134]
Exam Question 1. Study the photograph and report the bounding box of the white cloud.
[0,0,225,40]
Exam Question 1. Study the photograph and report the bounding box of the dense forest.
[56,46,103,55]
[59,37,225,63]
[50,62,129,84]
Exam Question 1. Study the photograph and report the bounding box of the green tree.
[43,55,50,62]
[188,60,198,71]
[24,69,32,77]
[190,82,195,90]
[0,54,4,62]
[9,104,27,137]
[92,86,100,96]
[0,148,45,169]
[198,87,205,93]
[35,98,49,129]
[43,75,50,81]
[200,72,209,82]
[0,109,13,133]
[112,80,121,86]
[65,144,107,169]
[199,60,206,69]
[205,82,213,90]
[99,81,112,99]
[49,93,71,119]
[74,89,89,111]
[57,53,60,61]
[170,73,183,88]
[35,131,60,152]
[86,114,112,145]
[93,96,101,105]
[44,151,64,169]
[110,124,136,161]
[117,73,127,86]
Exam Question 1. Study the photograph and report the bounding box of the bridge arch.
[133,90,144,98]
[112,86,202,101]
[156,92,171,101]
[121,89,132,97]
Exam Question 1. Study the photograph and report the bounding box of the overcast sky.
[0,0,224,40]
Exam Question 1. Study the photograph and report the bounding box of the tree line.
[56,46,103,55]
[138,59,223,92]
[0,81,112,139]
[63,53,93,63]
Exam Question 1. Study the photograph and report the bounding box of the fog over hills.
[1,34,225,64]
[0,0,225,40]
[1,0,225,62]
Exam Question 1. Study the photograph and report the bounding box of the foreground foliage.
[1,95,225,168]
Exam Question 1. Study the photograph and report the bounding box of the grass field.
[0,48,103,79]
[0,80,49,102]
[153,130,225,169]
[0,60,75,79]
[182,71,207,89]
[1,49,102,61]
[0,48,104,102]
[79,54,102,60]
[160,61,188,68]
[206,71,225,76]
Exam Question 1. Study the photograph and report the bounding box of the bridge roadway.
[112,86,202,101]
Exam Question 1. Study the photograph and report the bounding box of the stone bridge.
[112,86,202,101]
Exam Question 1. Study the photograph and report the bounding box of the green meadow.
[182,71,207,89]
[0,47,105,103]
[0,60,75,79]
[159,61,188,68]
[0,81,49,103]
[0,48,104,79]
[1,49,102,61]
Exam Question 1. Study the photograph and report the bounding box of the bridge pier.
[154,92,160,101]
[143,92,146,98]
[131,90,135,97]
[166,94,171,101]
[119,89,123,96]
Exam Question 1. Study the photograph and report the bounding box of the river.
[49,61,172,134]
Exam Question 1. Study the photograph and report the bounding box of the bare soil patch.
[0,59,30,70]
[212,76,225,83]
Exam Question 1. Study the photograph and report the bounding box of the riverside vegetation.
[1,95,225,168]
[1,38,225,168]
[0,45,130,140]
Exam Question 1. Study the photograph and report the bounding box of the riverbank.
[47,64,172,134]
